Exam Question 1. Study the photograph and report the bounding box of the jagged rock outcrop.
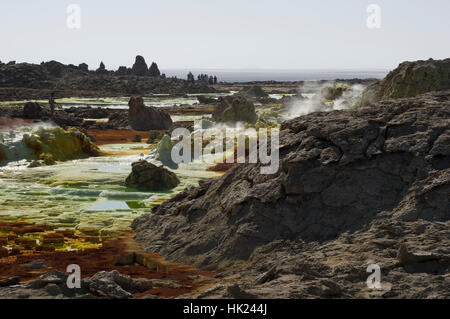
[116,66,131,76]
[125,160,180,191]
[128,97,173,130]
[148,62,160,77]
[212,96,258,124]
[96,62,107,73]
[132,90,449,298]
[78,63,89,72]
[0,59,217,97]
[131,56,149,76]
[360,58,450,106]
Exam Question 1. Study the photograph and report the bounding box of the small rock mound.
[125,160,180,191]
[239,85,269,98]
[212,96,258,124]
[23,102,48,119]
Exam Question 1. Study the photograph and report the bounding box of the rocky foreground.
[130,90,450,298]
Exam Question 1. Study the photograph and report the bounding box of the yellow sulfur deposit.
[23,127,100,162]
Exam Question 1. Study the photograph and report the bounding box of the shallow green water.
[0,143,220,236]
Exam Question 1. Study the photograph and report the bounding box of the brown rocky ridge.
[131,90,450,298]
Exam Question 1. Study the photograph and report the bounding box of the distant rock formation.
[131,55,149,76]
[78,63,89,72]
[41,61,65,78]
[148,62,160,77]
[125,160,180,191]
[213,96,258,124]
[96,62,107,73]
[360,58,450,106]
[239,85,269,98]
[0,63,49,88]
[116,66,131,76]
[128,97,173,130]
[0,58,217,96]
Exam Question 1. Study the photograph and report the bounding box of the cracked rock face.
[360,58,450,106]
[132,90,450,275]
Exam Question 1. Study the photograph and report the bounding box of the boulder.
[125,160,180,191]
[131,55,149,76]
[128,97,173,130]
[23,102,48,119]
[212,96,258,124]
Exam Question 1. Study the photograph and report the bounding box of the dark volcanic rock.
[78,63,89,72]
[360,58,450,106]
[0,63,49,88]
[96,62,107,73]
[212,96,258,124]
[131,55,149,76]
[0,59,217,97]
[125,160,180,191]
[132,90,450,275]
[148,62,161,77]
[128,97,173,130]
[23,102,48,119]
[41,61,66,78]
[239,85,269,98]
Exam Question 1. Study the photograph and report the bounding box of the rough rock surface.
[239,85,269,98]
[125,160,180,191]
[23,102,48,119]
[128,97,173,130]
[212,96,258,124]
[0,270,177,299]
[360,58,450,106]
[0,59,216,97]
[131,55,149,76]
[148,62,161,77]
[132,90,450,298]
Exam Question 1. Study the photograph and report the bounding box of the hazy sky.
[1,0,449,71]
